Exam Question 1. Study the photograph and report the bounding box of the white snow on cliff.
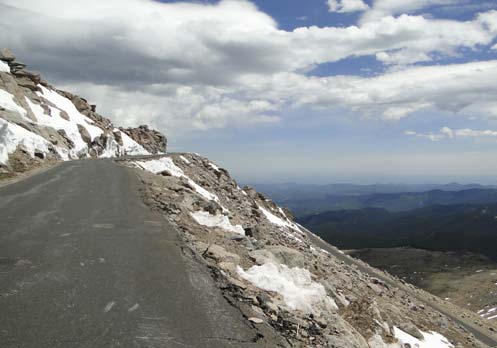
[25,97,88,158]
[190,211,245,235]
[237,262,338,314]
[0,89,27,116]
[0,81,155,164]
[0,61,10,73]
[0,118,54,165]
[38,85,104,141]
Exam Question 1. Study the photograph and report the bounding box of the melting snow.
[179,155,190,164]
[120,131,149,156]
[393,327,454,348]
[237,262,338,314]
[0,118,54,164]
[0,89,27,116]
[209,162,221,172]
[190,211,244,235]
[259,205,305,243]
[132,157,219,202]
[38,85,103,141]
[26,97,87,157]
[0,61,10,73]
[260,206,294,229]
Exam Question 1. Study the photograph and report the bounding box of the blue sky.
[2,0,497,184]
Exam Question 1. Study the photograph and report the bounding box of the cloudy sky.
[2,0,497,184]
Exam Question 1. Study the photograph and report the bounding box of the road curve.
[0,160,268,348]
[304,230,497,348]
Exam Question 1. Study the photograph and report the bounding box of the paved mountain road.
[0,160,272,348]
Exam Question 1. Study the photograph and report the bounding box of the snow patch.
[393,327,454,348]
[0,89,27,116]
[0,60,10,73]
[37,85,103,141]
[260,206,293,229]
[190,210,245,235]
[480,306,497,320]
[237,262,338,314]
[209,162,221,172]
[132,157,219,202]
[259,205,305,242]
[179,155,190,164]
[0,118,53,164]
[120,131,149,156]
[25,97,87,158]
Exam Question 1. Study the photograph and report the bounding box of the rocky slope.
[0,48,166,177]
[121,154,497,348]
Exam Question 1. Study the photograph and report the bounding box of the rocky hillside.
[0,48,167,177]
[122,154,497,348]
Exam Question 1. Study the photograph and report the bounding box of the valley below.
[347,248,497,322]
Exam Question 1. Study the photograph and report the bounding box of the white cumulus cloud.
[1,0,497,135]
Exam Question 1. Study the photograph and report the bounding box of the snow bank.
[0,118,53,164]
[133,158,181,176]
[393,327,454,348]
[0,89,27,116]
[190,211,245,235]
[132,157,219,202]
[120,131,149,156]
[26,97,88,158]
[38,86,103,141]
[237,262,338,314]
[0,61,10,73]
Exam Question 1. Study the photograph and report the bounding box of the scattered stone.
[248,317,264,324]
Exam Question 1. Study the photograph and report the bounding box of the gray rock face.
[77,124,92,145]
[120,125,167,154]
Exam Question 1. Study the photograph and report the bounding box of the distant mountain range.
[298,203,497,261]
[252,182,497,216]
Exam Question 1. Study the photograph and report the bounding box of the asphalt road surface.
[0,160,271,348]
[304,229,497,348]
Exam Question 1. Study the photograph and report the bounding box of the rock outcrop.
[0,48,167,176]
[120,125,167,154]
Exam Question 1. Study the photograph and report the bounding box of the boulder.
[0,48,15,62]
[201,243,240,264]
[397,323,423,340]
[113,130,124,146]
[266,245,305,268]
[249,249,278,265]
[77,124,92,145]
